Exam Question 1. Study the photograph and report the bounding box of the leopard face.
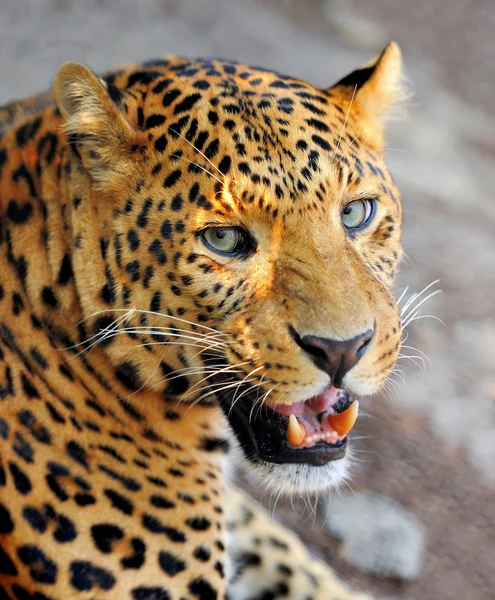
[54,43,405,494]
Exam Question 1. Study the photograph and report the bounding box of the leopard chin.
[212,370,357,493]
[227,430,351,495]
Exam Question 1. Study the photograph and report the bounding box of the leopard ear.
[329,42,407,146]
[53,62,139,180]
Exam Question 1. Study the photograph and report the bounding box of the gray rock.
[325,491,425,581]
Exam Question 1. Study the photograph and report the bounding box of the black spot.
[186,517,211,531]
[218,155,231,175]
[204,139,219,159]
[13,431,34,462]
[145,114,166,129]
[44,402,64,426]
[7,200,33,224]
[12,292,24,315]
[193,545,211,562]
[173,93,201,114]
[29,347,48,370]
[306,118,329,132]
[269,536,289,550]
[99,465,141,491]
[208,111,219,125]
[137,198,153,228]
[0,418,9,440]
[163,169,181,188]
[101,282,116,305]
[127,229,140,251]
[150,291,161,313]
[147,475,168,488]
[159,551,186,577]
[17,545,57,584]
[91,524,124,553]
[115,361,141,391]
[55,254,72,285]
[177,492,195,505]
[198,437,230,453]
[160,220,173,239]
[0,502,14,533]
[126,260,140,282]
[142,514,186,542]
[104,488,134,515]
[162,89,181,107]
[193,79,211,90]
[164,409,180,421]
[20,373,40,399]
[188,577,217,600]
[160,361,189,395]
[214,560,224,578]
[16,117,42,147]
[74,493,96,507]
[9,462,32,494]
[121,537,146,570]
[311,134,332,152]
[171,193,183,211]
[66,440,89,470]
[53,514,77,543]
[150,495,175,510]
[0,148,6,176]
[100,237,109,258]
[18,410,51,444]
[45,472,68,502]
[0,546,17,576]
[41,286,58,308]
[154,134,168,152]
[69,561,116,591]
[92,316,116,347]
[132,587,171,600]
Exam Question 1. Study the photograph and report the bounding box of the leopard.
[0,41,406,600]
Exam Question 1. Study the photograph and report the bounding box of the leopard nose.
[293,328,374,388]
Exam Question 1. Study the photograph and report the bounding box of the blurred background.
[1,1,493,599]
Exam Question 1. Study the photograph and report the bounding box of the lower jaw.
[217,388,348,467]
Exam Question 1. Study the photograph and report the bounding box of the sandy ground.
[1,1,493,599]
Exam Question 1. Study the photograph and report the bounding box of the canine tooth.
[328,401,359,436]
[287,414,305,447]
[305,437,312,444]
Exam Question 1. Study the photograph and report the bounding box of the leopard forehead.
[107,57,395,213]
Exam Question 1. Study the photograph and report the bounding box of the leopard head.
[54,42,406,493]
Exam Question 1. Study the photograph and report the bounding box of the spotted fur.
[0,44,405,598]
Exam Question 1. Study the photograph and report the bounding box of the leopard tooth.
[287,414,305,447]
[328,400,359,436]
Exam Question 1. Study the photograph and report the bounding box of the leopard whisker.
[83,307,228,336]
[335,84,358,152]
[168,127,225,180]
[169,154,224,186]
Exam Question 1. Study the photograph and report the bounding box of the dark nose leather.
[294,329,374,387]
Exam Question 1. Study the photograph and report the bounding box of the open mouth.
[212,372,359,466]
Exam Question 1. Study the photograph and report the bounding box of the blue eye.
[342,198,376,230]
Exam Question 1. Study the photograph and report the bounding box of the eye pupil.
[216,230,226,239]
[343,206,352,215]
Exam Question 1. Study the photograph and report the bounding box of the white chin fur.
[227,434,350,495]
[244,455,350,495]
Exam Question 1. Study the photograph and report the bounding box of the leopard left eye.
[341,198,376,231]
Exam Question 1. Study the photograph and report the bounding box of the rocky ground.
[1,1,493,599]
